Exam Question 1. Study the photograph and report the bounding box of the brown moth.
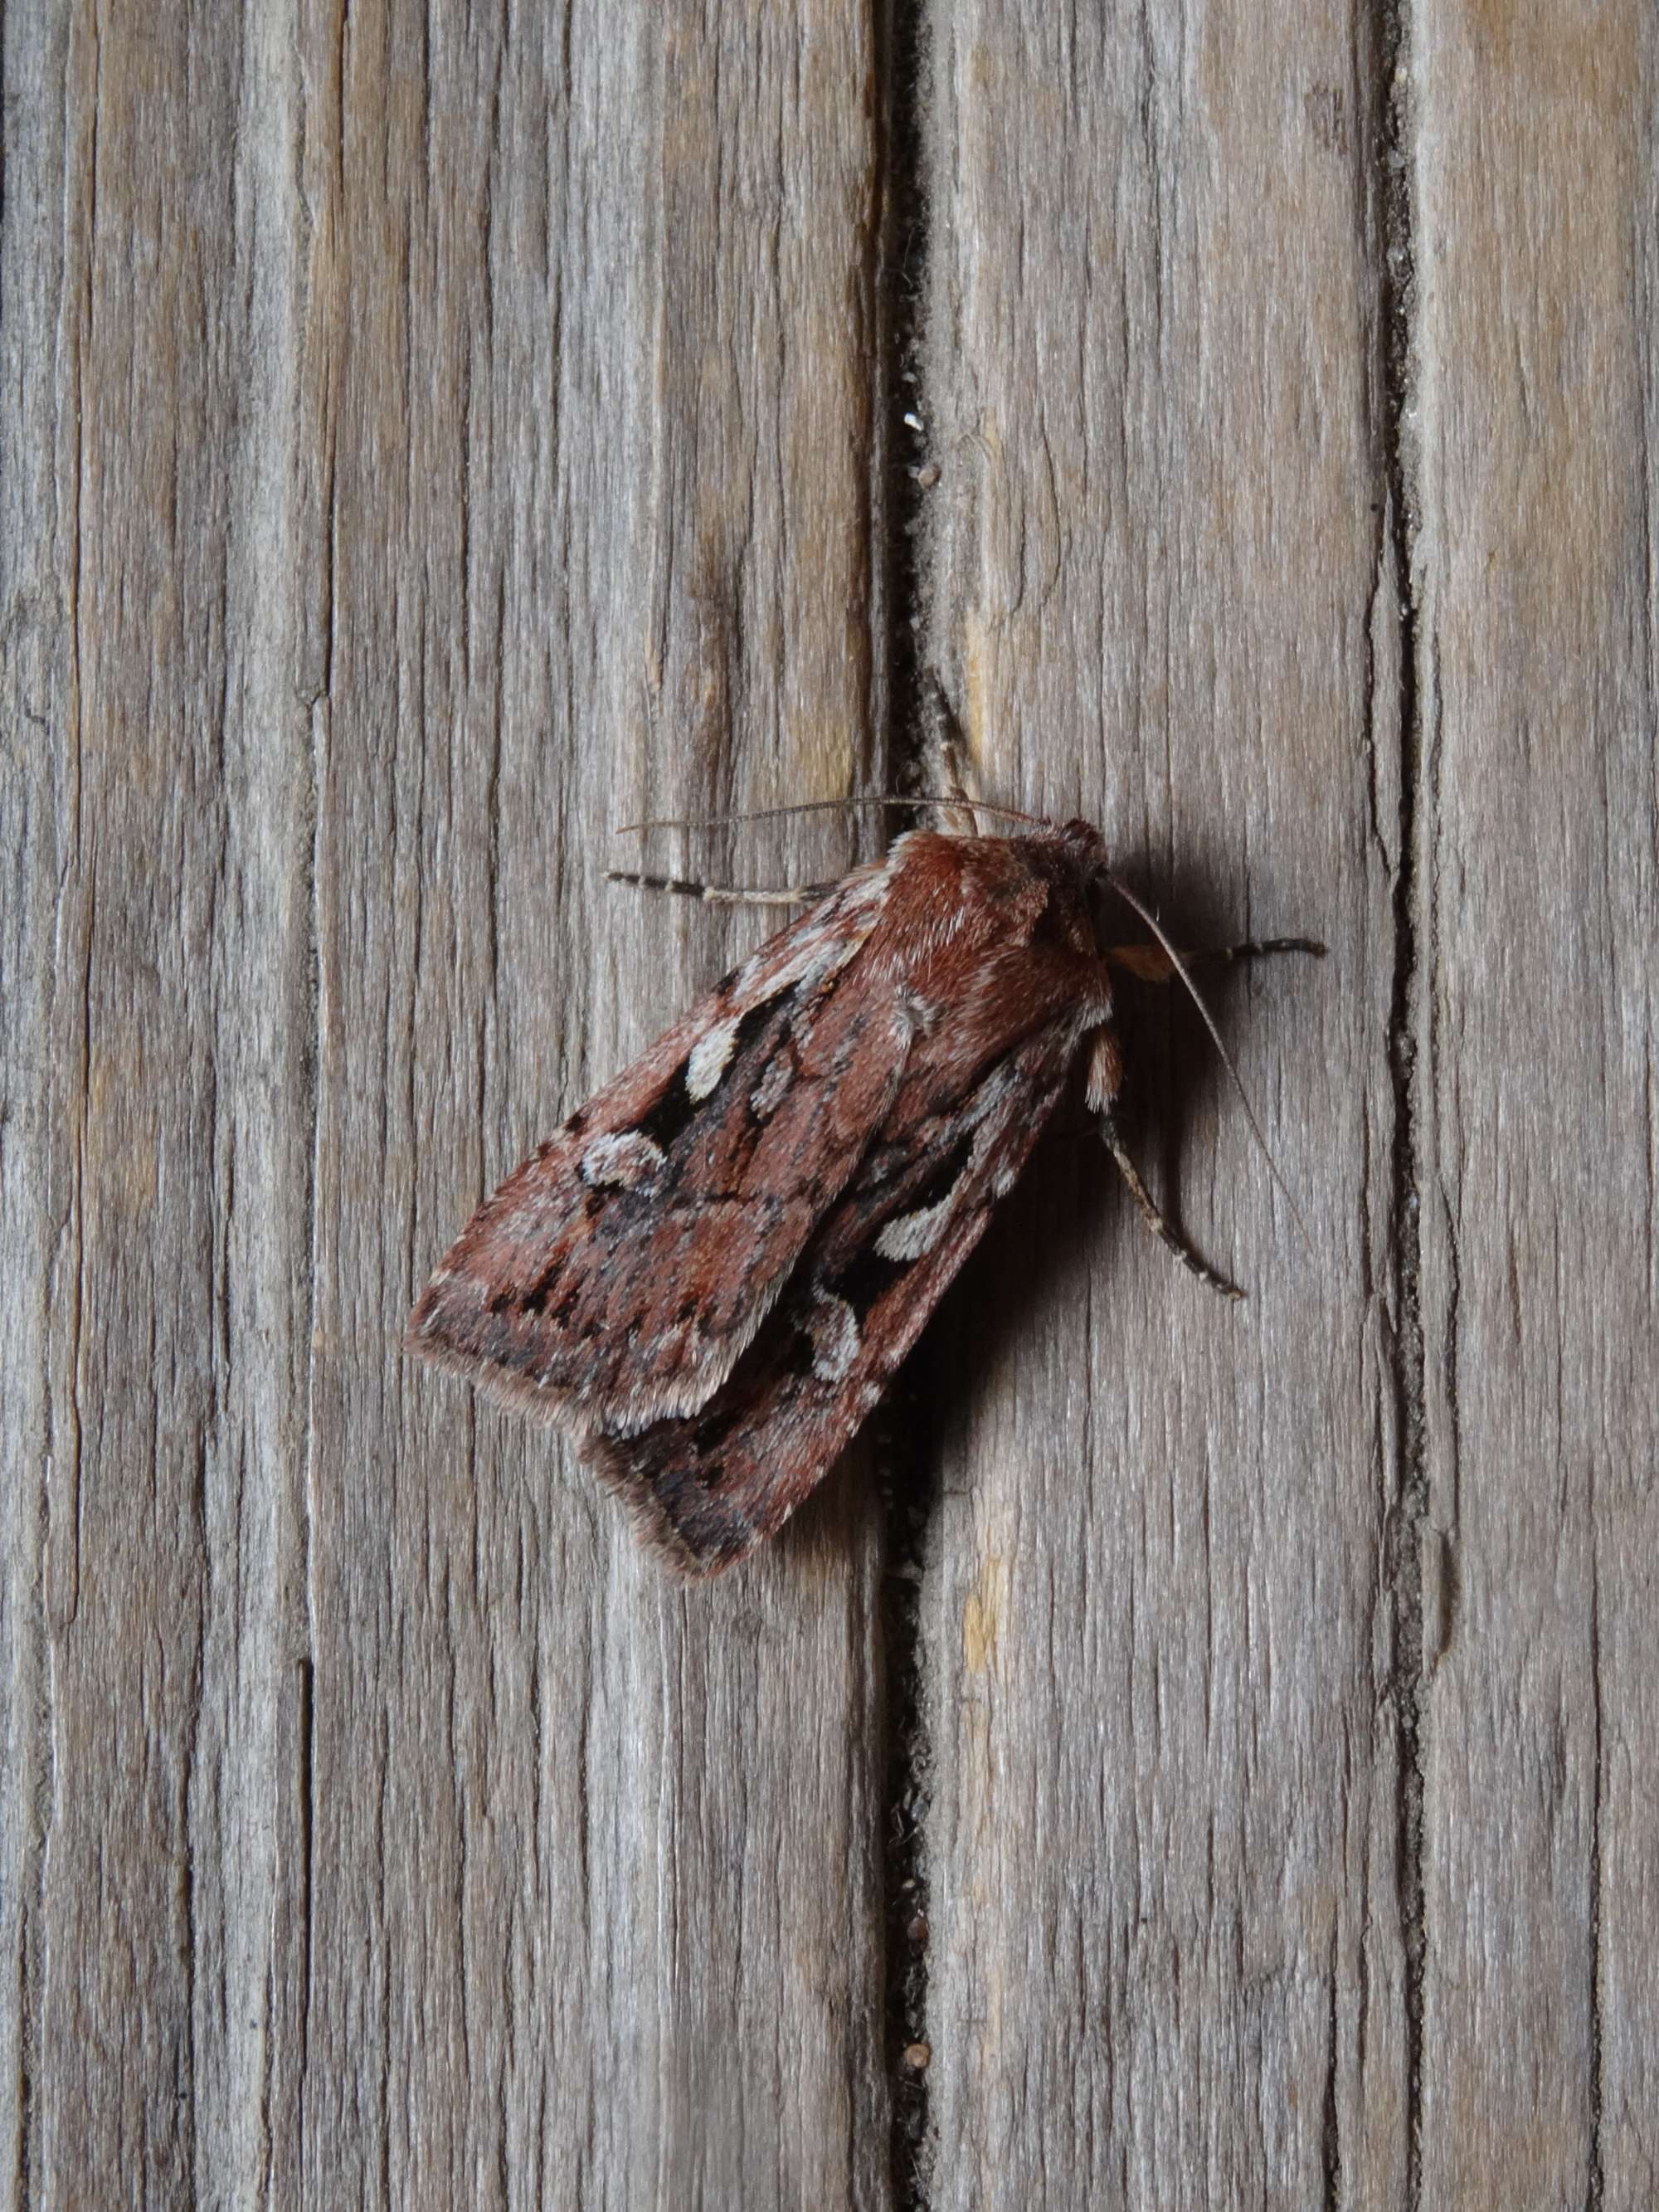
[407,816,1316,1576]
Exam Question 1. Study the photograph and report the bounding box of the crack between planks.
[292,546,330,2184]
[1586,1558,1604,2212]
[1373,5,1429,2208]
[875,1384,937,2211]
[871,0,939,2205]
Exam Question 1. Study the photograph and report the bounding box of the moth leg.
[1104,936,1325,983]
[606,869,837,908]
[1083,1026,1245,1302]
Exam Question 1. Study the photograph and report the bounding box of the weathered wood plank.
[1409,7,1659,2204]
[297,2,897,2203]
[1,6,314,2203]
[293,3,893,2205]
[0,6,77,2201]
[3,2,893,2205]
[916,5,1406,2203]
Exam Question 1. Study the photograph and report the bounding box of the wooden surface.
[2,3,1654,2207]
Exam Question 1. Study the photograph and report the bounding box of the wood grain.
[3,2,1655,2207]
[1410,6,1659,2205]
[917,4,1405,2204]
[5,3,890,2205]
[3,7,314,2200]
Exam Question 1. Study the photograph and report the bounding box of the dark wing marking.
[408,853,911,1428]
[583,1011,1091,1576]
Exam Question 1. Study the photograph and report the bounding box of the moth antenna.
[1102,872,1316,1256]
[613,794,1044,836]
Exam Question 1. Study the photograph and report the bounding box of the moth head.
[1053,816,1112,879]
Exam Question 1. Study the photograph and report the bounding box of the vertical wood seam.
[1376,4,1428,2206]
[874,2,940,2204]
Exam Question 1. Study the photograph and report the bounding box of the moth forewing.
[406,850,898,1431]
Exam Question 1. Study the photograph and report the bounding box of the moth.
[407,808,1317,1576]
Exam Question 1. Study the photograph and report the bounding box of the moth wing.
[584,1010,1089,1576]
[407,854,914,1430]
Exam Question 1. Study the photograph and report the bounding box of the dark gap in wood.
[298,675,324,2166]
[16,1716,41,2205]
[872,0,938,2205]
[876,0,937,818]
[296,1649,316,2114]
[1374,5,1428,2207]
[873,1383,938,2210]
[1586,1572,1605,2212]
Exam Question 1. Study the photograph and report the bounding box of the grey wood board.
[4,4,891,2207]
[917,3,1404,2205]
[1409,6,1659,2205]
[3,2,1655,2209]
